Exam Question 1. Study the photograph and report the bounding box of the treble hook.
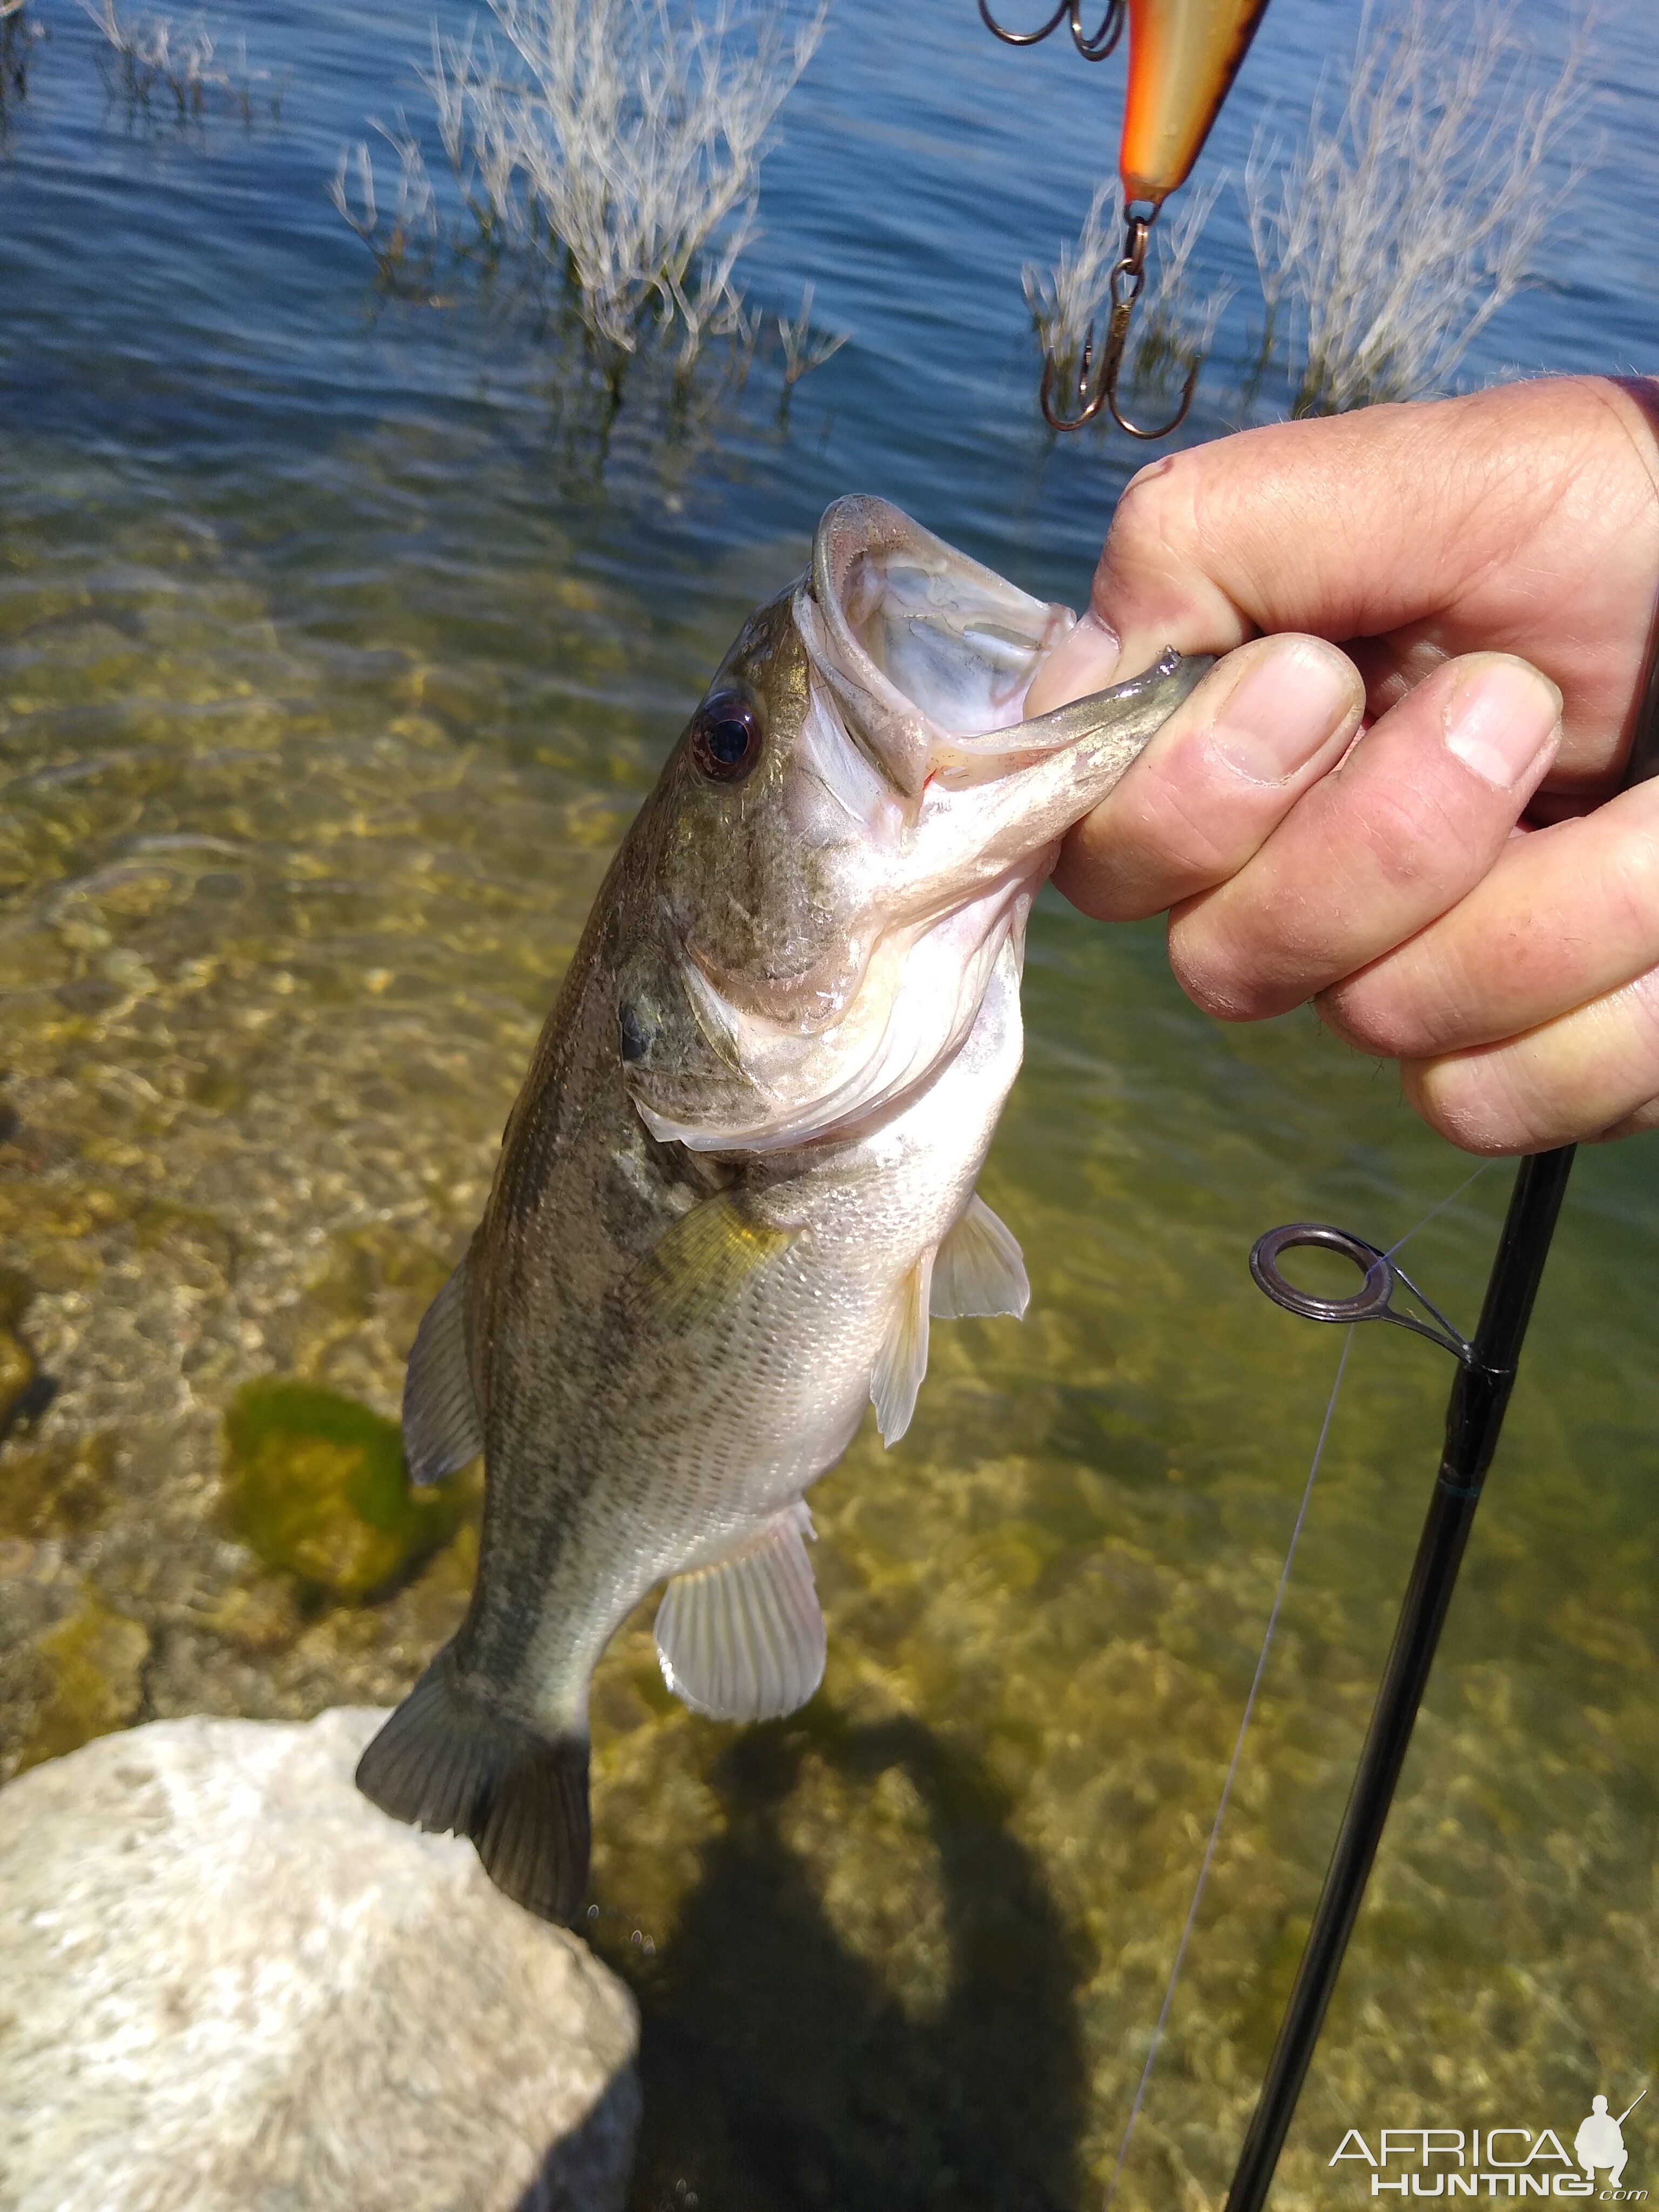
[977,0,1124,60]
[1040,207,1198,438]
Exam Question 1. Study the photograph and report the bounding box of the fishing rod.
[1225,640,1659,2212]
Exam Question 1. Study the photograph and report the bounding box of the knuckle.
[1171,862,1338,1019]
[1617,964,1659,1057]
[1401,1058,1525,1155]
[1168,907,1285,1021]
[1319,957,1463,1059]
[1600,828,1659,953]
[1346,772,1472,896]
[1318,981,1407,1056]
[1104,451,1198,569]
[1139,759,1248,886]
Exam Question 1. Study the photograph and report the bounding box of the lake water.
[2,0,1657,2204]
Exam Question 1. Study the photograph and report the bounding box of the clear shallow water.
[1,0,1656,2205]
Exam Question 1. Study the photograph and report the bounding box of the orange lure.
[1120,0,1272,207]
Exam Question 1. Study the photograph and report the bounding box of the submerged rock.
[3,1586,150,1772]
[0,1431,118,1540]
[224,1377,477,1597]
[0,1324,33,1434]
[0,1706,640,2212]
[0,1265,50,1447]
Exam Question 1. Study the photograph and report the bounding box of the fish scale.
[355,494,1211,1923]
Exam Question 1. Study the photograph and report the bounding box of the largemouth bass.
[357,496,1210,1921]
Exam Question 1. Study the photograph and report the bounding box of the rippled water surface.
[2,0,1657,2203]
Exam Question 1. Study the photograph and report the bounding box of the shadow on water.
[516,2069,647,2212]
[609,1711,1088,2212]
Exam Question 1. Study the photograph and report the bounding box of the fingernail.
[1444,658,1561,790]
[1209,643,1358,783]
[1026,609,1121,718]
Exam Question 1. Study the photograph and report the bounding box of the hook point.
[1040,321,1109,432]
[1105,356,1198,441]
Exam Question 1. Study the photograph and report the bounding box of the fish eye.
[618,1002,651,1063]
[690,691,763,784]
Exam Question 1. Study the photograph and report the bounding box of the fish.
[355,495,1211,1922]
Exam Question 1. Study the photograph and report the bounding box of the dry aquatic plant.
[777,281,848,393]
[330,119,440,289]
[332,0,849,409]
[1021,176,1233,412]
[1021,179,1120,396]
[420,0,826,352]
[1,0,39,115]
[84,0,281,123]
[1245,0,1594,415]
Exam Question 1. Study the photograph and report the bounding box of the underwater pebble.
[0,1706,641,2212]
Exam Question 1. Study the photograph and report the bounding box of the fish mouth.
[794,495,1077,802]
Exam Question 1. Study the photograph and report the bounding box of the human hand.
[1027,376,1659,1152]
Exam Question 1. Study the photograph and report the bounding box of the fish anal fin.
[355,1641,590,1925]
[643,1193,794,1330]
[871,1252,932,1447]
[655,1501,826,1722]
[402,1253,484,1487]
[930,1192,1030,1320]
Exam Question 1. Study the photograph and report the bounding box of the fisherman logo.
[1329,2090,1648,2198]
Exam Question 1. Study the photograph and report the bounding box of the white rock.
[0,1707,639,2212]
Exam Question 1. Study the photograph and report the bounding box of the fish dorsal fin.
[402,1252,484,1486]
[871,1252,932,1447]
[655,1502,826,1722]
[929,1193,1030,1320]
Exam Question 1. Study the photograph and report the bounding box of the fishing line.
[1102,1326,1351,2212]
[1380,1163,1490,1264]
[1101,1163,1490,2211]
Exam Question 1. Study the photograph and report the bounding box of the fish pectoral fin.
[655,1501,826,1722]
[642,1192,795,1330]
[871,1252,932,1447]
[929,1192,1030,1320]
[402,1250,484,1486]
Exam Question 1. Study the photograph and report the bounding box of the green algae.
[8,1593,151,1773]
[223,1378,477,1599]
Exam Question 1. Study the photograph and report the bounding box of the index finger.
[1028,376,1659,789]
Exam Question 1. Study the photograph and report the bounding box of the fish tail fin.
[355,1641,590,1926]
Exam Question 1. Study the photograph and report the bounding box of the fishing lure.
[980,0,1270,432]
